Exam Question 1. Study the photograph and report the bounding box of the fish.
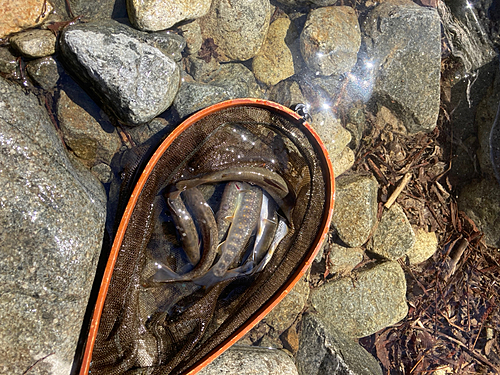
[191,182,263,287]
[251,192,278,265]
[215,181,241,243]
[169,167,294,222]
[212,182,263,277]
[194,216,289,287]
[153,187,218,283]
[167,194,200,265]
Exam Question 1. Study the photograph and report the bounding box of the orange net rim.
[80,98,335,375]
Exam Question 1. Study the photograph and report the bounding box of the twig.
[444,238,469,281]
[385,172,412,209]
[22,353,54,374]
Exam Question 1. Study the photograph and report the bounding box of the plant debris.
[198,38,219,63]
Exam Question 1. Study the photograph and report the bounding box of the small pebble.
[10,29,56,58]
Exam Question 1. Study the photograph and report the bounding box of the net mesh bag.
[88,103,329,374]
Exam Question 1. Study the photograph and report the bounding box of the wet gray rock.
[252,16,302,86]
[174,63,262,118]
[437,0,497,74]
[331,147,355,177]
[300,6,361,76]
[0,77,106,374]
[186,55,220,81]
[57,78,122,167]
[268,80,305,108]
[91,162,113,183]
[198,346,298,375]
[200,0,271,62]
[309,108,355,177]
[0,47,19,76]
[50,0,128,21]
[125,117,175,146]
[263,275,310,334]
[179,20,203,55]
[10,29,56,58]
[362,2,441,133]
[142,31,186,62]
[296,315,383,375]
[128,0,211,31]
[310,109,352,159]
[406,228,438,265]
[458,178,500,248]
[331,174,378,247]
[370,203,416,261]
[311,261,408,338]
[26,57,63,91]
[59,20,181,126]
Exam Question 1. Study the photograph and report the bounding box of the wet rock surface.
[26,56,63,91]
[0,77,106,374]
[1,0,498,373]
[199,0,271,62]
[252,16,302,86]
[174,63,262,118]
[57,78,122,167]
[296,315,383,375]
[128,0,211,31]
[311,261,408,338]
[10,29,57,58]
[59,20,180,126]
[331,174,379,247]
[300,6,361,76]
[0,0,52,38]
[362,2,441,133]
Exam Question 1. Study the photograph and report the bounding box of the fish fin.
[152,263,182,282]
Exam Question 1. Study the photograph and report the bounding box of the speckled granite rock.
[362,1,441,133]
[0,0,53,38]
[370,203,416,261]
[179,20,203,55]
[198,346,298,374]
[263,274,310,334]
[309,109,352,159]
[296,315,383,375]
[199,0,271,62]
[0,77,107,374]
[252,16,302,86]
[57,78,122,167]
[331,147,355,177]
[331,174,379,247]
[406,228,438,265]
[10,29,56,58]
[327,242,364,276]
[300,6,361,76]
[0,47,20,77]
[128,0,211,31]
[59,20,181,126]
[174,63,262,118]
[311,261,408,338]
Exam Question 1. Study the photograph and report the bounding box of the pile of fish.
[152,167,292,287]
